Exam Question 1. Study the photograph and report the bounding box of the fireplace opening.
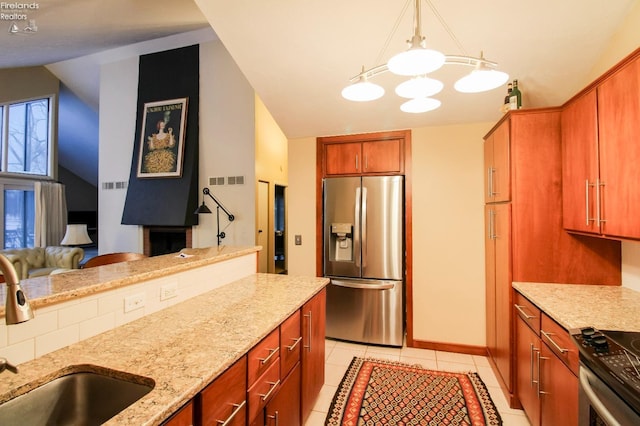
[143,226,192,257]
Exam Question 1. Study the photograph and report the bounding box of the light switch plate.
[295,235,302,245]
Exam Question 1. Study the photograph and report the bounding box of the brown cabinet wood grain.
[265,362,302,426]
[484,120,510,203]
[539,343,578,426]
[320,135,404,176]
[562,49,640,240]
[516,316,541,426]
[514,292,578,426]
[199,356,247,426]
[597,54,640,239]
[162,401,193,426]
[280,310,302,380]
[301,288,326,422]
[484,109,621,408]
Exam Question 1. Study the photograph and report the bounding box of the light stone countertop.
[0,245,259,318]
[0,272,329,425]
[513,282,640,332]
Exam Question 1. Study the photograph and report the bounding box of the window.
[2,185,35,249]
[1,97,53,177]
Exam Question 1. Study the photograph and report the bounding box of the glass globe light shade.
[395,76,443,99]
[341,79,385,102]
[387,47,445,76]
[454,68,509,93]
[400,97,441,113]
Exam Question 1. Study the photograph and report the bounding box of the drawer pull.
[259,379,281,401]
[286,336,302,352]
[216,400,246,426]
[267,410,279,426]
[258,347,280,365]
[541,330,568,354]
[514,304,536,321]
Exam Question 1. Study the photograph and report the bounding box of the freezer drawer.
[326,278,403,347]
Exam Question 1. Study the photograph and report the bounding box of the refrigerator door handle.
[361,186,367,267]
[354,186,361,267]
[331,279,395,290]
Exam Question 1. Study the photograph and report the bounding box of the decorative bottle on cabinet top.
[501,82,512,113]
[509,79,522,110]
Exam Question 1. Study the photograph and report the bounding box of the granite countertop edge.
[0,245,260,317]
[0,272,329,425]
[513,282,640,333]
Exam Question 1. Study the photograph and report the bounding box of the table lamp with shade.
[60,224,92,246]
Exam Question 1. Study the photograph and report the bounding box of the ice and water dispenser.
[329,223,353,262]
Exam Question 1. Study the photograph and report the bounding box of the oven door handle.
[580,367,623,426]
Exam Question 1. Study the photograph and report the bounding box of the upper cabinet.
[562,49,640,239]
[484,119,510,203]
[319,132,407,177]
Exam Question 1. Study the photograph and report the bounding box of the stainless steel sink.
[0,369,154,425]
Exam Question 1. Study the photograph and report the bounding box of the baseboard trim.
[409,339,488,356]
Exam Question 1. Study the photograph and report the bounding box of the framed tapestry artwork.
[137,98,188,178]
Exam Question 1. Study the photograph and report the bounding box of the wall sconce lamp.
[194,188,235,246]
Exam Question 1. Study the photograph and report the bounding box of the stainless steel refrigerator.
[323,176,404,347]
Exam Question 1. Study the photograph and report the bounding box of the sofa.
[0,246,85,280]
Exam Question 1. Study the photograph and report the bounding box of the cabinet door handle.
[541,330,569,354]
[355,154,359,171]
[487,168,495,198]
[216,400,246,426]
[597,179,606,227]
[585,180,596,225]
[538,354,550,397]
[286,336,302,351]
[267,410,279,426]
[304,311,312,351]
[259,379,281,401]
[365,155,368,171]
[529,343,540,388]
[514,304,536,321]
[258,346,280,365]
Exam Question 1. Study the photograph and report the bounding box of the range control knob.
[591,334,609,351]
[581,327,596,340]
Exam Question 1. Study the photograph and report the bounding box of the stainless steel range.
[572,327,640,425]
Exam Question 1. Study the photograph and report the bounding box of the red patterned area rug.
[325,357,502,426]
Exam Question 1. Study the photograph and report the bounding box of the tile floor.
[305,339,531,426]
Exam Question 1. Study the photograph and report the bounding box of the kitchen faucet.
[0,254,34,324]
[0,254,33,375]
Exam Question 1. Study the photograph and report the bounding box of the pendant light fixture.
[341,0,509,113]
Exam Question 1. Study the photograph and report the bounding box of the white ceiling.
[3,0,638,140]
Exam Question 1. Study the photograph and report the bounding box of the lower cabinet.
[199,356,248,426]
[165,289,326,426]
[265,362,302,425]
[162,400,194,426]
[515,291,578,426]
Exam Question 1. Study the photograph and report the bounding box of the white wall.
[98,34,256,253]
[287,137,318,277]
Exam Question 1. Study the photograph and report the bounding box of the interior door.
[257,181,269,273]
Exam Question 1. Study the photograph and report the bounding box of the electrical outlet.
[124,293,145,313]
[160,283,178,301]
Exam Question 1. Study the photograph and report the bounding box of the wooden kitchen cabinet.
[562,49,640,239]
[265,362,302,426]
[484,109,621,408]
[516,312,541,426]
[485,202,511,391]
[320,134,405,176]
[514,292,578,426]
[484,119,510,203]
[162,401,193,426]
[301,288,326,422]
[199,356,247,426]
